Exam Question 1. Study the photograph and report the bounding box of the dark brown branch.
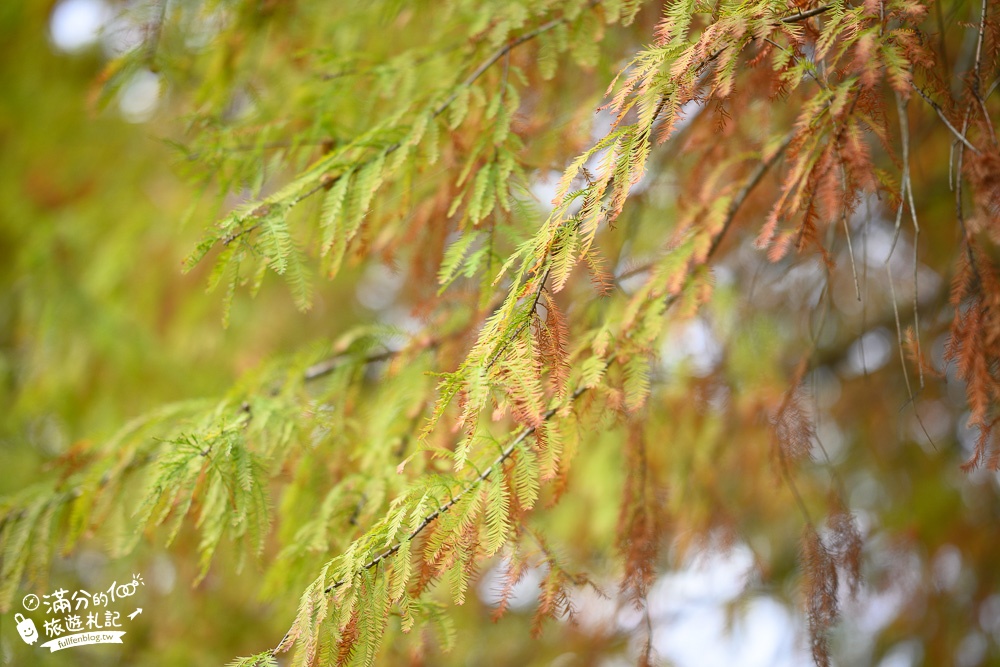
[303,348,401,382]
[707,132,796,260]
[780,5,831,23]
[221,177,331,246]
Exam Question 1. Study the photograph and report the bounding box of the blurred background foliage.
[0,2,365,664]
[2,1,1000,666]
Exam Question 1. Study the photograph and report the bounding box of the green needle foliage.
[4,0,1000,665]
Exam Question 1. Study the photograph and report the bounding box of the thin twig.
[886,95,908,262]
[885,259,914,403]
[894,92,924,388]
[971,0,997,144]
[910,82,981,153]
[775,428,814,527]
[486,266,553,368]
[955,102,982,284]
[986,76,1000,100]
[221,177,330,246]
[883,67,925,404]
[430,11,578,118]
[861,195,871,374]
[839,166,861,301]
[182,139,337,163]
